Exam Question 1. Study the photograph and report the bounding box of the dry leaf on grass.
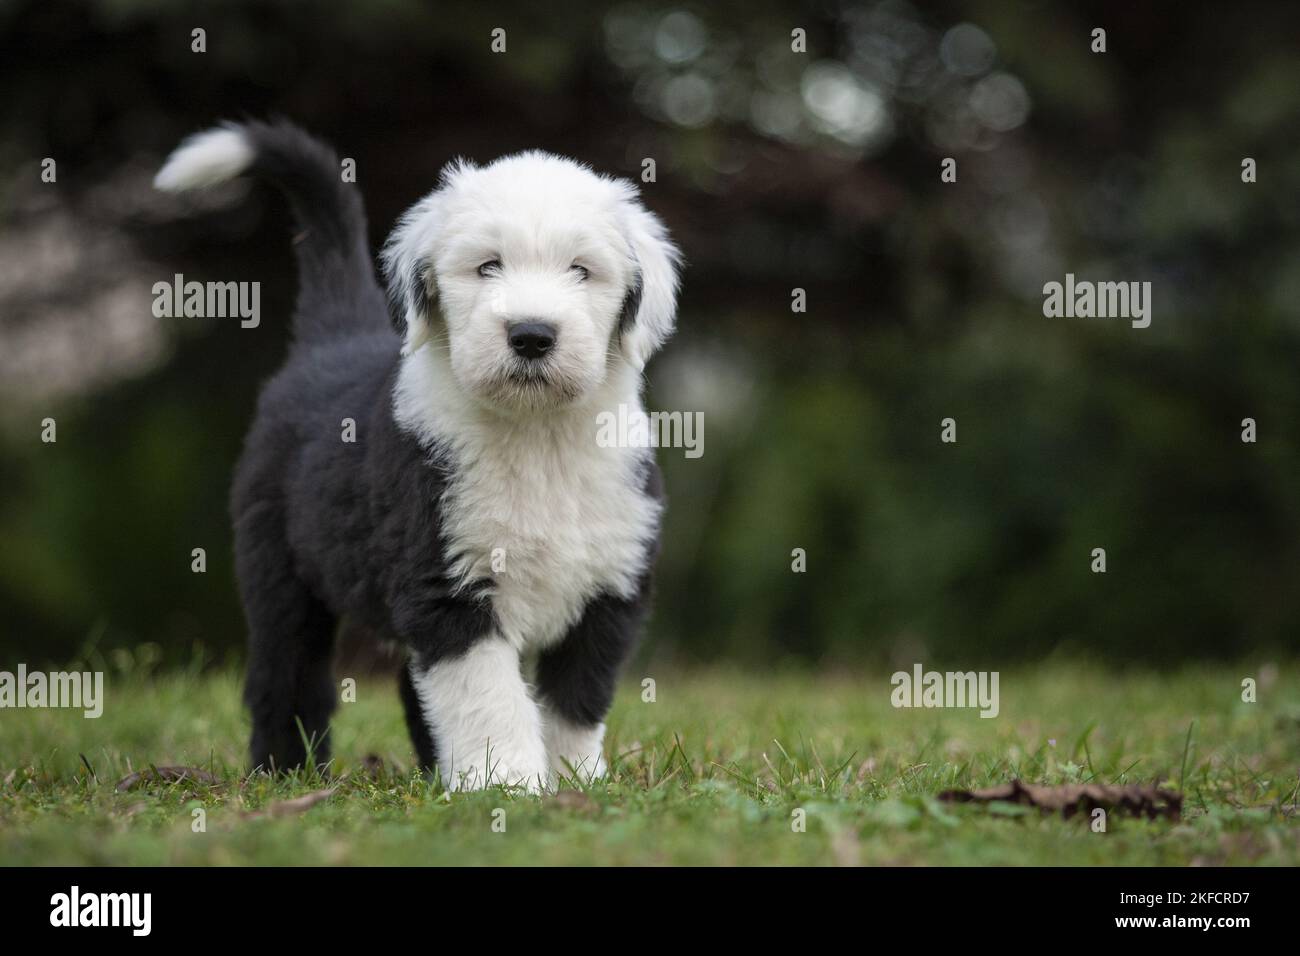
[938,779,1181,820]
[242,788,336,820]
[114,766,219,793]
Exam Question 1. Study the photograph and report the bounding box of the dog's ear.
[381,161,475,355]
[381,192,440,355]
[616,188,681,370]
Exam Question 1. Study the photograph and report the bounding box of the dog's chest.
[438,427,659,651]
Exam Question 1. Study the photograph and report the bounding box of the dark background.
[1,0,1298,670]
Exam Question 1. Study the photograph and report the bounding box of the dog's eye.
[477,259,502,278]
[570,263,590,281]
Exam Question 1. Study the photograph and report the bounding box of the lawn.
[1,659,1297,865]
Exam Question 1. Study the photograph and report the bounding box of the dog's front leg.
[536,590,648,783]
[410,637,549,793]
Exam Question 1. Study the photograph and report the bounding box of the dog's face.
[383,152,680,412]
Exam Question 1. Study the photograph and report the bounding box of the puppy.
[155,121,679,790]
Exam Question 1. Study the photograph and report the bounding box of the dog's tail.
[155,120,387,342]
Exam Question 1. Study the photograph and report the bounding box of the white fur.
[390,151,679,792]
[544,709,608,780]
[395,353,661,653]
[154,127,254,191]
[412,638,549,792]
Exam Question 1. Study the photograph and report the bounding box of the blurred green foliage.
[1,0,1298,666]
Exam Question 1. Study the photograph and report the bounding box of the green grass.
[2,660,1297,865]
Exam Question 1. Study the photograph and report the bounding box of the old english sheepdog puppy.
[155,121,680,791]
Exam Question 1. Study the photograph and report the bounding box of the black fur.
[536,588,650,727]
[398,661,438,772]
[216,121,660,775]
[386,258,429,339]
[618,269,643,334]
[240,120,387,341]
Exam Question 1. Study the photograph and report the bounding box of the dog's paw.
[545,717,609,783]
[442,754,550,794]
[552,750,608,783]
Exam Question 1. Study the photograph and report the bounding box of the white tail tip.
[154,126,254,192]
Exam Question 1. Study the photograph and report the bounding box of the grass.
[1,658,1297,865]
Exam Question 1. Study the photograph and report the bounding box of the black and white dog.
[155,121,680,791]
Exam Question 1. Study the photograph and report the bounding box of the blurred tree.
[1,0,1297,667]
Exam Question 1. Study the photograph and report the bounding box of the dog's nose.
[507,322,557,360]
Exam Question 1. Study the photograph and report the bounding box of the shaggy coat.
[155,121,679,790]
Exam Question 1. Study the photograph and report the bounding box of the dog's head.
[382,152,680,412]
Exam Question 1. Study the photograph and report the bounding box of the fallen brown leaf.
[114,766,219,793]
[243,788,336,820]
[938,780,1181,820]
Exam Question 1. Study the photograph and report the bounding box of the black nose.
[508,322,557,360]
